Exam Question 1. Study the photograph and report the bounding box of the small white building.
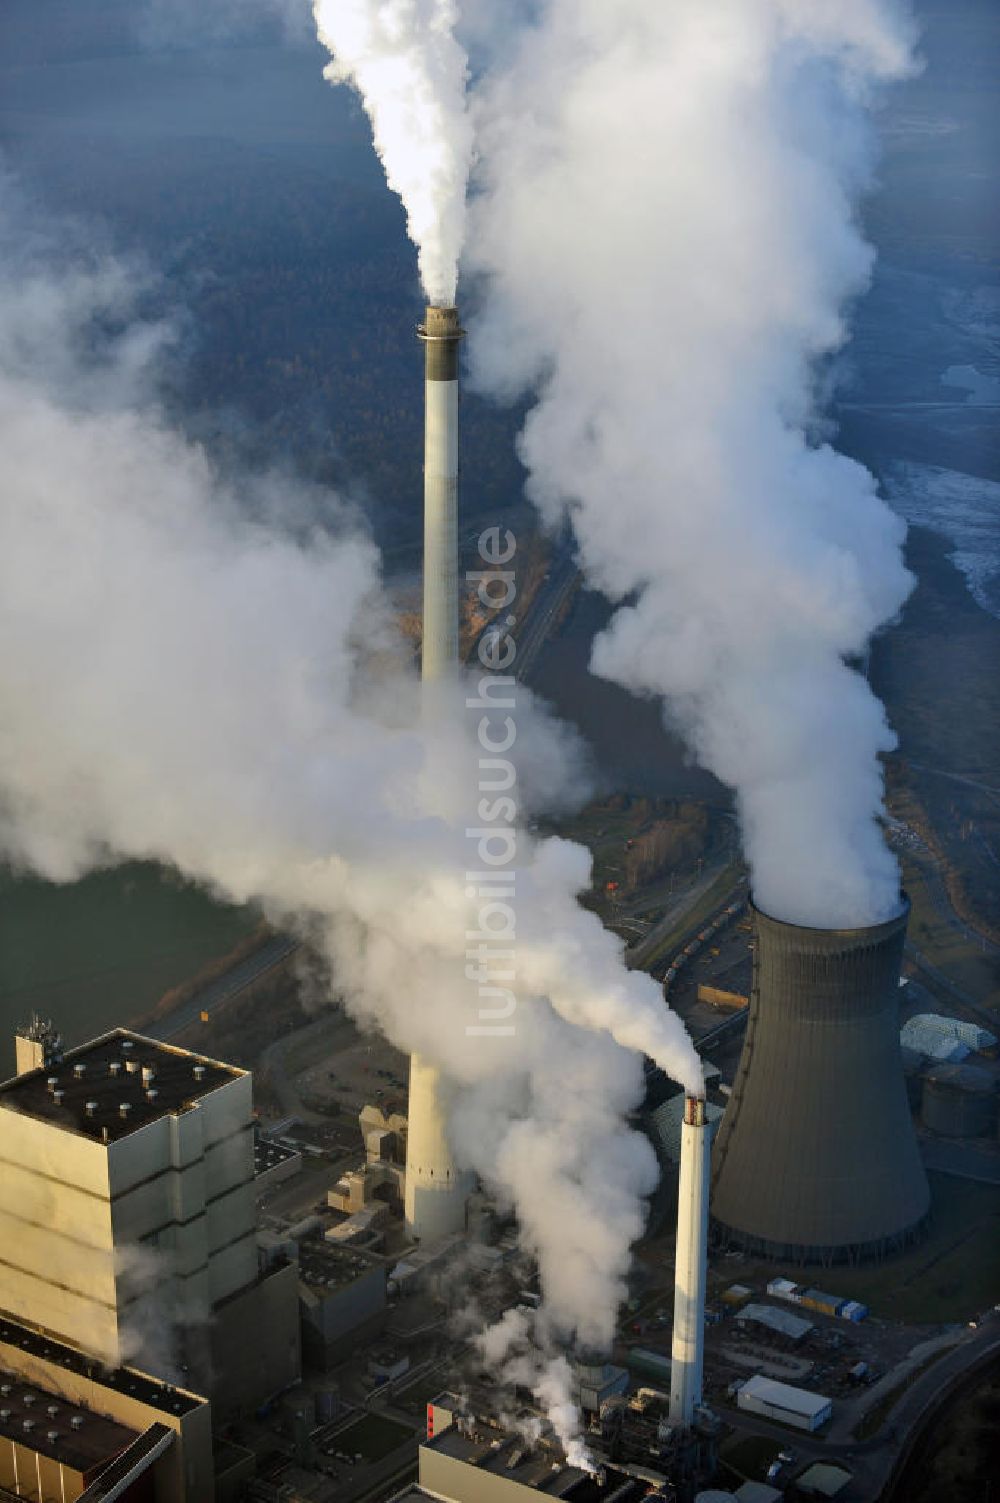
[737,1374,831,1432]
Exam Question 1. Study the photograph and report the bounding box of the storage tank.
[900,1045,926,1111]
[921,1063,996,1138]
[711,898,929,1262]
[315,1388,339,1423]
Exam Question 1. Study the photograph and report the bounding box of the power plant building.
[711,901,930,1262]
[390,1415,672,1503]
[736,1375,832,1433]
[0,1028,300,1433]
[0,1314,218,1503]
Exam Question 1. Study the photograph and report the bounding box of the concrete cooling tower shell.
[711,898,930,1263]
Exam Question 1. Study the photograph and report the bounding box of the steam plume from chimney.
[0,171,699,1377]
[464,0,919,930]
[311,0,473,305]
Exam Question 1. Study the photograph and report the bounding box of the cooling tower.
[710,898,929,1262]
[670,1096,710,1427]
[404,304,470,1245]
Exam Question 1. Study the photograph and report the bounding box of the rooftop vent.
[122,1041,134,1053]
[22,1395,35,1406]
[22,1419,34,1433]
[47,1406,59,1419]
[193,1065,205,1081]
[146,1088,159,1104]
[119,1103,132,1121]
[141,1065,156,1087]
[46,1076,58,1093]
[0,1409,9,1422]
[125,1059,140,1075]
[70,1416,85,1431]
[85,1102,98,1118]
[52,1090,64,1105]
[73,1063,86,1079]
[47,1429,59,1444]
[109,1061,121,1077]
[0,1383,10,1396]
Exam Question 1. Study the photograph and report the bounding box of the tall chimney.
[404,304,470,1245]
[669,1095,710,1427]
[417,304,463,681]
[711,897,929,1260]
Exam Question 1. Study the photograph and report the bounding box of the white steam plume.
[465,0,918,930]
[311,0,473,304]
[0,174,700,1377]
[474,1308,594,1470]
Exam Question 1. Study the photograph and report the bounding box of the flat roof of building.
[0,1315,205,1417]
[425,1428,656,1499]
[794,1461,852,1497]
[739,1375,831,1417]
[297,1235,384,1294]
[0,1367,139,1474]
[0,1029,243,1143]
[737,1303,814,1340]
[254,1126,300,1175]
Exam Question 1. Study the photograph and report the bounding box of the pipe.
[669,1095,710,1427]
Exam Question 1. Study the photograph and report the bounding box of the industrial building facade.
[0,1032,257,1370]
[391,1408,671,1503]
[0,1030,299,1418]
[0,1026,303,1501]
[0,1314,215,1503]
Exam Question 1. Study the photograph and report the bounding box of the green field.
[737,1173,1000,1325]
[0,862,256,1070]
[899,848,1000,1014]
[721,1432,782,1480]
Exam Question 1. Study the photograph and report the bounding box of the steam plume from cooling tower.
[464,0,918,930]
[0,173,700,1374]
[311,0,473,305]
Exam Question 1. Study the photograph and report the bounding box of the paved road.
[717,1322,1000,1501]
[920,1135,1000,1186]
[907,761,1000,810]
[256,1012,356,1124]
[624,862,741,972]
[149,932,300,1043]
[903,941,999,1032]
[511,552,580,683]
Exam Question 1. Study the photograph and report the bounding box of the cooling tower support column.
[711,899,930,1262]
[670,1096,710,1428]
[404,305,470,1246]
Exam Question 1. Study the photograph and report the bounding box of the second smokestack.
[670,1094,710,1428]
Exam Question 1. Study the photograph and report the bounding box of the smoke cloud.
[0,171,700,1377]
[311,0,473,305]
[474,1308,594,1470]
[464,0,918,930]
